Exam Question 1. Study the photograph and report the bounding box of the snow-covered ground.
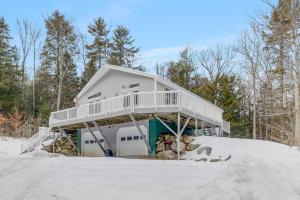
[0,136,300,200]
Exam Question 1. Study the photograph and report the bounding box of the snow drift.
[0,136,300,200]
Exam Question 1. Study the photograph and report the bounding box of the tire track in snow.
[13,158,64,200]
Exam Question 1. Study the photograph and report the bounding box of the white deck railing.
[50,91,227,131]
[21,127,52,153]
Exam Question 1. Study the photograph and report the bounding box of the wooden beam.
[154,114,177,136]
[92,120,116,156]
[179,116,191,135]
[129,114,152,153]
[83,122,106,154]
[177,112,180,160]
[58,127,80,156]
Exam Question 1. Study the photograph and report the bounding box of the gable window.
[88,92,101,99]
[129,83,139,88]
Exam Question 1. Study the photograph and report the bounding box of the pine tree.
[108,25,139,68]
[0,17,21,114]
[39,10,79,111]
[81,58,97,87]
[166,48,195,90]
[199,75,244,137]
[86,17,110,70]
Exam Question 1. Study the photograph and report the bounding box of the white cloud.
[137,46,184,72]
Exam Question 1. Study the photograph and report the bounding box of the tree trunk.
[253,72,257,139]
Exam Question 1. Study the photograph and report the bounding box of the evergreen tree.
[39,10,79,113]
[0,17,21,114]
[166,48,195,90]
[81,57,98,87]
[199,75,245,137]
[108,25,139,68]
[86,17,110,70]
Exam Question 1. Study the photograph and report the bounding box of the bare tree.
[236,24,264,139]
[290,0,300,145]
[16,19,33,102]
[78,33,87,72]
[30,26,41,119]
[196,43,234,81]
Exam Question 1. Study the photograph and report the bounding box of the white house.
[48,64,230,159]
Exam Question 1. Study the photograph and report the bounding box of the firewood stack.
[155,134,200,159]
[43,134,78,156]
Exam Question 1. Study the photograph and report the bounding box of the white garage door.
[116,125,148,157]
[81,130,106,157]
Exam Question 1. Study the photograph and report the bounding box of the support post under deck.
[177,113,181,160]
[83,122,106,154]
[92,120,116,156]
[58,127,80,156]
[129,114,152,153]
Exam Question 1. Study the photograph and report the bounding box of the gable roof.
[75,64,223,112]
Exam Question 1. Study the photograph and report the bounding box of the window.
[90,140,94,144]
[134,136,139,140]
[129,83,139,88]
[123,95,130,107]
[88,92,101,99]
[127,136,132,141]
[85,140,89,144]
[133,90,139,106]
[100,139,104,143]
[121,137,126,141]
[140,136,143,140]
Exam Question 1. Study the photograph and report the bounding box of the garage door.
[117,125,148,157]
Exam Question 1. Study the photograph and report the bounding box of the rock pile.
[43,134,78,156]
[155,134,200,159]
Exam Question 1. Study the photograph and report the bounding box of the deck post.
[195,118,198,136]
[83,122,106,154]
[154,78,157,111]
[92,120,116,156]
[58,127,80,156]
[129,114,152,153]
[154,115,177,136]
[177,112,181,160]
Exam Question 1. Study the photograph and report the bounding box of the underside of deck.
[51,111,217,133]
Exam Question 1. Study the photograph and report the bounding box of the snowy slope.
[0,137,23,156]
[0,136,300,200]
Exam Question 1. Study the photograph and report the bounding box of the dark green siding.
[148,119,177,154]
[77,129,81,154]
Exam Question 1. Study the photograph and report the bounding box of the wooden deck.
[49,91,230,133]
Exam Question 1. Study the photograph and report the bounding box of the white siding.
[79,70,155,105]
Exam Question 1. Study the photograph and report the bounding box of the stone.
[210,158,222,162]
[195,158,207,162]
[182,136,195,144]
[224,155,231,161]
[171,142,186,153]
[186,143,200,151]
[197,146,212,156]
[156,142,165,152]
[156,150,177,160]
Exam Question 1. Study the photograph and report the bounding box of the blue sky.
[0,0,272,73]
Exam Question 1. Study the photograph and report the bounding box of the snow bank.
[0,136,300,200]
[0,136,23,156]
